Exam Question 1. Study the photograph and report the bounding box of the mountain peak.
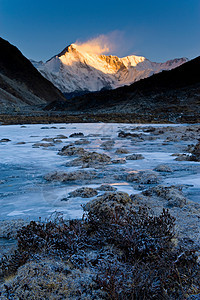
[57,43,78,57]
[32,44,188,94]
[66,43,78,52]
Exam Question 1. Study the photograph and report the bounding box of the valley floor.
[0,111,199,125]
[0,123,199,299]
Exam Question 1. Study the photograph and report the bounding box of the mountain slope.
[0,37,66,111]
[46,56,200,123]
[32,44,187,95]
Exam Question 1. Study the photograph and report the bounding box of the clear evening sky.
[0,0,199,62]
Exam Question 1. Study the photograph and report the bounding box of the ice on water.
[0,123,199,220]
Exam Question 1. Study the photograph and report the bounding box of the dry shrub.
[0,207,199,299]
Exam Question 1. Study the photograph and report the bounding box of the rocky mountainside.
[32,43,187,96]
[46,56,200,123]
[0,38,66,111]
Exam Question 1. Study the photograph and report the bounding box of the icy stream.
[0,123,199,220]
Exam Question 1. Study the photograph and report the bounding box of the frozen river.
[0,123,199,221]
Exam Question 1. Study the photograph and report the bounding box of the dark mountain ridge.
[0,37,66,110]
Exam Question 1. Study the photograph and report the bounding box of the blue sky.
[0,0,199,62]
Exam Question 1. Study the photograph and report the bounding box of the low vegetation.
[0,202,199,299]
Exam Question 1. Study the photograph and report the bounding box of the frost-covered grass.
[0,205,199,299]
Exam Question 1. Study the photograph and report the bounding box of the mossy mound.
[69,187,98,198]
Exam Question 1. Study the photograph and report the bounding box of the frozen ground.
[0,123,199,221]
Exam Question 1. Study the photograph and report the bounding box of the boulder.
[118,131,143,140]
[66,151,111,168]
[150,185,187,208]
[111,158,126,164]
[69,187,98,198]
[127,170,160,184]
[97,184,117,191]
[58,145,87,156]
[69,132,84,138]
[174,154,190,161]
[74,139,90,145]
[42,138,55,142]
[115,148,129,154]
[44,170,97,182]
[126,154,144,160]
[56,135,68,139]
[0,138,11,142]
[154,164,172,172]
[84,191,135,219]
[189,141,200,161]
[16,142,26,145]
[32,142,55,148]
[101,140,115,150]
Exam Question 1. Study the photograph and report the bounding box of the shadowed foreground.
[0,195,199,299]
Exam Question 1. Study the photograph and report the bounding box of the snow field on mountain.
[31,44,188,93]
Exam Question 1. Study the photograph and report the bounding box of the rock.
[0,138,11,142]
[50,126,57,129]
[154,164,172,172]
[185,144,195,152]
[56,135,68,139]
[111,158,126,164]
[84,191,135,219]
[145,136,158,141]
[58,145,87,156]
[66,151,111,168]
[16,142,26,145]
[42,138,55,142]
[32,142,55,148]
[101,140,115,150]
[115,148,129,154]
[171,153,180,156]
[118,131,143,139]
[69,132,84,138]
[60,197,69,202]
[174,154,190,161]
[59,127,66,129]
[41,127,49,129]
[97,184,117,191]
[74,139,90,145]
[44,170,97,182]
[142,127,156,133]
[42,138,62,143]
[127,170,160,184]
[173,142,200,162]
[126,154,144,160]
[54,139,62,143]
[150,185,187,208]
[164,136,180,142]
[69,187,98,198]
[189,141,200,161]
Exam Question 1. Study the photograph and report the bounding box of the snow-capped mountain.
[31,44,188,94]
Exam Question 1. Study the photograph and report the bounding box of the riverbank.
[0,112,199,125]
